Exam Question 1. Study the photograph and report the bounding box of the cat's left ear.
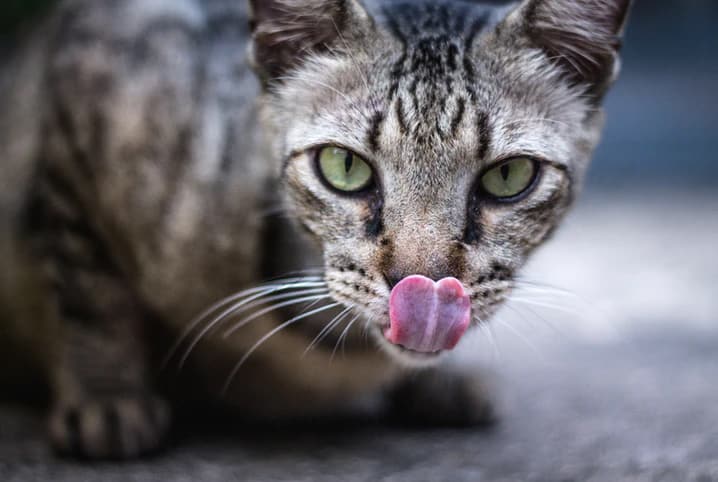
[509,0,632,98]
[248,0,373,84]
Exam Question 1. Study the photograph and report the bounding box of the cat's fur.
[0,0,630,459]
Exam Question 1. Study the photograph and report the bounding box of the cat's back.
[0,0,262,355]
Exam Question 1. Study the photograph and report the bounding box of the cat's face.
[251,0,629,365]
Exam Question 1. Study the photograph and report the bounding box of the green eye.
[480,157,537,200]
[317,147,374,193]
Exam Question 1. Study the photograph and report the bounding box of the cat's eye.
[317,147,374,193]
[480,157,538,200]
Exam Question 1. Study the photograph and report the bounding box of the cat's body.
[0,0,630,459]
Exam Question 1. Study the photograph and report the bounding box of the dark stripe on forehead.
[450,97,466,138]
[476,110,491,160]
[384,12,408,102]
[462,13,490,101]
[395,96,409,135]
[367,110,386,153]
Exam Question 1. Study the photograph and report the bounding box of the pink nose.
[386,275,471,353]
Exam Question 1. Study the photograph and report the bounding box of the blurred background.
[1,1,717,480]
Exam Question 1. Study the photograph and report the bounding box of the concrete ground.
[1,190,717,481]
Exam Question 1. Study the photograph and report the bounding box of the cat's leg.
[47,272,171,459]
[37,209,170,459]
[387,367,496,427]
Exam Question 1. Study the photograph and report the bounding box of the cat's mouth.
[380,275,471,359]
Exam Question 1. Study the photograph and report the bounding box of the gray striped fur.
[0,0,629,459]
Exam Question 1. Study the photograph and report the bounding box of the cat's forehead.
[280,0,585,182]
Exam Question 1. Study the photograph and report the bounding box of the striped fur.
[0,0,629,459]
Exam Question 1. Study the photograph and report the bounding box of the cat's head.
[250,0,630,365]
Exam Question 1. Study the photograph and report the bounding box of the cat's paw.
[388,369,496,427]
[49,395,171,460]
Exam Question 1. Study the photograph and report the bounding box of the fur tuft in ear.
[248,0,372,84]
[522,0,631,97]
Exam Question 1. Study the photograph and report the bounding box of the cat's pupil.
[500,164,511,181]
[344,152,354,174]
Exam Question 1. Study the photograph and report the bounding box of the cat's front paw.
[388,368,496,427]
[49,395,171,460]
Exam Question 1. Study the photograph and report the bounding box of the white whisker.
[202,282,327,338]
[493,317,545,359]
[164,277,326,370]
[477,317,501,361]
[221,302,342,395]
[176,287,329,370]
[505,301,566,338]
[302,305,354,356]
[222,294,333,339]
[331,313,362,360]
[509,297,584,316]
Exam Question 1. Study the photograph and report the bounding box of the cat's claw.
[49,395,171,460]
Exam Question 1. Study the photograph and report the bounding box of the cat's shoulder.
[54,0,205,44]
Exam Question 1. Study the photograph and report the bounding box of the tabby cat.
[0,0,630,459]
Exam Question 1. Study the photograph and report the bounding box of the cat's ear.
[248,0,373,84]
[510,0,631,98]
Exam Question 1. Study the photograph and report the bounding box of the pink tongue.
[386,275,471,353]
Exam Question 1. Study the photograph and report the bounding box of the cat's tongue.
[386,275,471,353]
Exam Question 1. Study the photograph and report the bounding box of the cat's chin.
[370,324,447,368]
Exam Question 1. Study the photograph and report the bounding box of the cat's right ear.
[248,0,373,85]
[504,0,632,99]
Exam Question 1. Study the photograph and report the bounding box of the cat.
[0,0,630,459]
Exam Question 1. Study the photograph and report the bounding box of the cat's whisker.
[165,278,327,370]
[505,300,567,338]
[512,279,607,317]
[221,301,342,395]
[176,287,330,371]
[331,312,362,361]
[205,281,327,332]
[361,315,373,343]
[260,270,326,284]
[180,288,328,368]
[302,305,354,356]
[222,294,334,339]
[476,317,501,361]
[508,296,584,316]
[493,317,545,359]
[512,277,579,296]
[222,288,330,320]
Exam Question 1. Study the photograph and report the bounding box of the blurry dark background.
[3,0,717,191]
[595,0,718,191]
